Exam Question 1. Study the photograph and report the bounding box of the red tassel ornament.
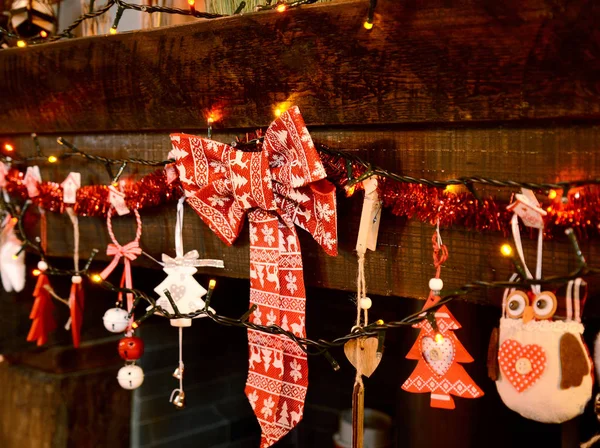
[26,261,56,346]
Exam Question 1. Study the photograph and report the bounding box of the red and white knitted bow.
[169,107,338,447]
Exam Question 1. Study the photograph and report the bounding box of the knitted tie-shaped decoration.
[169,107,338,447]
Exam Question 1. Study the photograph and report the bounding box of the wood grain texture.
[2,0,600,133]
[3,125,598,305]
[0,362,130,448]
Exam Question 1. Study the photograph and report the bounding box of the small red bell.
[118,336,145,361]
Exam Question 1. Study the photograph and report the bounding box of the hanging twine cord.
[354,251,367,390]
[432,232,448,279]
[356,252,368,328]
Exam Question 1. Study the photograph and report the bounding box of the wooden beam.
[5,125,598,305]
[1,0,600,134]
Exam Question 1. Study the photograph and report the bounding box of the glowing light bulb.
[435,333,444,344]
[548,189,557,200]
[574,192,581,199]
[11,217,18,224]
[109,27,118,35]
[47,155,58,163]
[4,144,14,152]
[188,0,195,5]
[500,244,513,257]
[209,279,216,289]
[376,319,384,325]
[12,254,18,260]
[32,269,41,276]
[91,274,103,283]
[39,30,48,38]
[274,108,283,118]
[346,185,356,197]
[16,40,26,48]
[363,20,373,30]
[276,3,287,12]
[131,322,139,329]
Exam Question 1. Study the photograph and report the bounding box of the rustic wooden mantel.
[1,0,600,304]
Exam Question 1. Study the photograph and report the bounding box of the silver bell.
[172,365,184,380]
[171,390,186,409]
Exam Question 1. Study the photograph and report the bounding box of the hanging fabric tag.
[108,185,130,216]
[24,166,41,198]
[508,189,545,295]
[355,177,382,254]
[61,172,81,204]
[507,188,546,229]
[165,164,178,185]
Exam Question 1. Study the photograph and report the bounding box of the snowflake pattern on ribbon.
[169,107,338,448]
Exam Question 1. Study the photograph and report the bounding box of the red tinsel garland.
[4,169,180,217]
[2,155,598,238]
[318,152,600,239]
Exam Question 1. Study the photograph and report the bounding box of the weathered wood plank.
[0,362,130,448]
[3,124,598,305]
[1,0,600,133]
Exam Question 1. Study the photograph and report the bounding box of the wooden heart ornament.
[498,339,546,393]
[344,337,381,377]
[422,336,455,376]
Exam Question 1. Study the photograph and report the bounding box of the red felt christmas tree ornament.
[26,196,56,347]
[402,231,484,409]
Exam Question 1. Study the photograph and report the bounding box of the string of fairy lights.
[0,130,599,368]
[0,0,378,48]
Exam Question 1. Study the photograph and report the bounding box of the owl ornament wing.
[560,333,590,389]
[487,327,500,381]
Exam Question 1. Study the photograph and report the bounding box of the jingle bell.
[172,365,184,380]
[117,365,144,390]
[171,390,186,409]
[118,336,145,361]
[103,308,129,333]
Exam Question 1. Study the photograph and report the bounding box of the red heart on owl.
[498,339,546,393]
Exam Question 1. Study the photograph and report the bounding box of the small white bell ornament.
[103,307,129,333]
[117,364,144,390]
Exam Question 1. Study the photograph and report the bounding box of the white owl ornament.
[489,279,592,423]
[488,190,593,423]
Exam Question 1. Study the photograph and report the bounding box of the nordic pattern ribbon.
[169,106,338,447]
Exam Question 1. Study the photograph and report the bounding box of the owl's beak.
[522,306,534,324]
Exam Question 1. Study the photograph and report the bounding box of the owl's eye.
[506,291,528,318]
[533,292,557,320]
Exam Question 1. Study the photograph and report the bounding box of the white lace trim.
[500,317,584,334]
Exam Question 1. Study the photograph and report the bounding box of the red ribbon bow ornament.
[170,106,338,447]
